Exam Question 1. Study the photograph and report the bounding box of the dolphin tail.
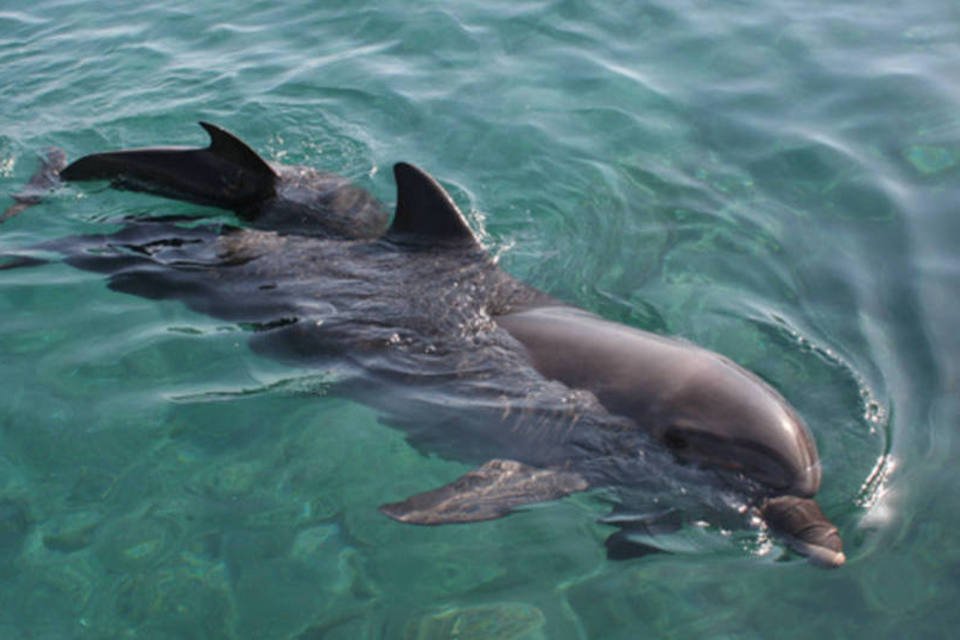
[59,122,278,215]
[1,147,67,223]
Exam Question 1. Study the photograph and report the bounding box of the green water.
[1,0,958,637]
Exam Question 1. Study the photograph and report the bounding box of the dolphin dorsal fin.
[199,121,277,179]
[387,162,479,246]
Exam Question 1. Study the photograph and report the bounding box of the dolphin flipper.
[601,508,681,560]
[0,255,50,270]
[60,122,278,213]
[379,459,588,524]
[600,509,733,560]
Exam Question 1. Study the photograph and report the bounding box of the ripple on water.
[41,509,103,553]
[403,602,546,640]
[0,498,30,562]
[1,0,958,636]
[93,512,182,573]
[111,564,235,640]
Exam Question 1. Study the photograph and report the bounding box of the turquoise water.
[1,0,958,637]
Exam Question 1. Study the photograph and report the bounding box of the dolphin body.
[1,147,67,223]
[7,123,844,566]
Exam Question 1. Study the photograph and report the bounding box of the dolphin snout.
[761,495,845,568]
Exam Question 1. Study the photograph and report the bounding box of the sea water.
[0,0,958,638]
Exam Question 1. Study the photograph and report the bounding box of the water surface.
[1,0,958,638]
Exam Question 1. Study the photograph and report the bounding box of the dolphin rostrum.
[4,123,845,567]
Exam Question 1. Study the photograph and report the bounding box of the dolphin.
[59,122,389,239]
[1,147,67,222]
[4,123,844,567]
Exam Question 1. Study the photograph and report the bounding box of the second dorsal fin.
[61,122,278,211]
[387,162,479,246]
[199,121,277,179]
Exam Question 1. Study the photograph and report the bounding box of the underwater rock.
[196,459,263,500]
[4,558,99,636]
[294,614,380,640]
[222,527,296,564]
[225,515,372,638]
[370,537,507,601]
[113,564,235,640]
[232,557,369,640]
[403,602,546,640]
[0,498,30,559]
[93,514,182,572]
[41,509,103,553]
[290,524,339,560]
[67,465,119,504]
[304,493,340,521]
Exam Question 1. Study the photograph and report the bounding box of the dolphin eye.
[664,430,689,451]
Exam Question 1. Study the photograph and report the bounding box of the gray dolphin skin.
[59,122,389,239]
[5,123,844,567]
[1,147,66,222]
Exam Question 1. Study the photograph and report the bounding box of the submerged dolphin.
[5,123,844,566]
[1,147,67,222]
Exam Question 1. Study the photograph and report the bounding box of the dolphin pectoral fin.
[603,529,666,560]
[60,122,277,213]
[599,509,683,560]
[761,495,845,568]
[0,255,51,270]
[379,459,588,525]
[600,508,686,560]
